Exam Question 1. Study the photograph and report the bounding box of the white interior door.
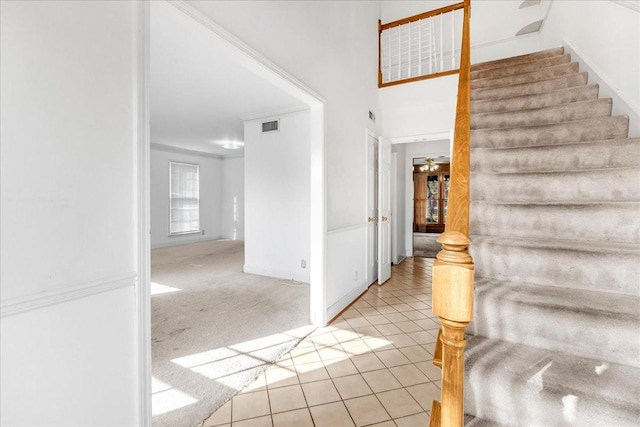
[367,133,378,285]
[378,137,392,285]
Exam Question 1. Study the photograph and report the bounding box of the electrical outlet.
[301,259,306,269]
[201,230,205,235]
[354,270,358,281]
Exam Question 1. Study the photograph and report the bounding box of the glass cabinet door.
[413,163,450,233]
[426,175,439,224]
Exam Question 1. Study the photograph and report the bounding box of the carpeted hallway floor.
[151,240,314,427]
[413,233,441,258]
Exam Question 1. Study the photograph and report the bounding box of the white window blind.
[169,162,200,235]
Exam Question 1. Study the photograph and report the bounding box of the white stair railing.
[378,3,464,87]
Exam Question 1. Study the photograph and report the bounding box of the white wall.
[0,1,140,425]
[150,145,224,248]
[244,110,311,283]
[326,225,369,319]
[1,287,137,425]
[539,0,640,137]
[187,1,381,319]
[467,1,544,64]
[381,0,454,23]
[380,75,458,139]
[222,156,245,240]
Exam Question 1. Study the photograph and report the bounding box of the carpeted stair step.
[471,138,640,173]
[470,236,640,296]
[471,62,579,89]
[469,278,640,367]
[465,47,640,426]
[465,336,640,426]
[470,201,640,243]
[471,98,612,130]
[471,116,629,149]
[464,414,502,426]
[471,47,565,72]
[471,84,599,114]
[471,72,588,101]
[470,167,640,203]
[471,54,571,81]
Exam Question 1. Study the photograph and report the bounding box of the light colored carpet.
[413,233,441,258]
[151,240,314,427]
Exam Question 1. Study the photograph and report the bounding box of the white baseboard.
[243,264,310,284]
[394,255,407,265]
[326,283,368,322]
[150,234,224,249]
[1,273,137,318]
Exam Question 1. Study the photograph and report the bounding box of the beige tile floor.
[203,257,441,427]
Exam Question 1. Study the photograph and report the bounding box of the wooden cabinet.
[413,163,450,233]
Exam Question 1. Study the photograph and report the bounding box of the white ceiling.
[150,2,307,156]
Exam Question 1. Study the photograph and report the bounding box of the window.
[169,161,200,235]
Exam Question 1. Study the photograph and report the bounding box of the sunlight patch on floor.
[171,327,315,375]
[527,360,553,393]
[171,347,239,369]
[151,282,182,295]
[595,362,609,375]
[151,377,198,416]
[562,394,578,423]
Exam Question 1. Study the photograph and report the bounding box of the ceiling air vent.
[262,119,279,133]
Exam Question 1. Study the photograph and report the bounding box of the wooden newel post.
[430,231,474,427]
[429,1,471,425]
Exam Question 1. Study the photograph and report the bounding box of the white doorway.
[393,137,452,258]
[138,1,327,423]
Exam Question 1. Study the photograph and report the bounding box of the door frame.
[402,134,453,257]
[135,2,327,424]
[377,136,392,284]
[365,129,378,285]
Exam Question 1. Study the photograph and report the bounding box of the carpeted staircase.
[464,47,640,426]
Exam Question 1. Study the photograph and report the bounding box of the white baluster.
[418,19,422,76]
[397,25,401,81]
[381,30,384,83]
[440,13,444,72]
[451,11,455,69]
[430,18,435,74]
[408,21,412,78]
[388,28,392,82]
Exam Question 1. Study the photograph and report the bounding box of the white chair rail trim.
[0,272,137,318]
